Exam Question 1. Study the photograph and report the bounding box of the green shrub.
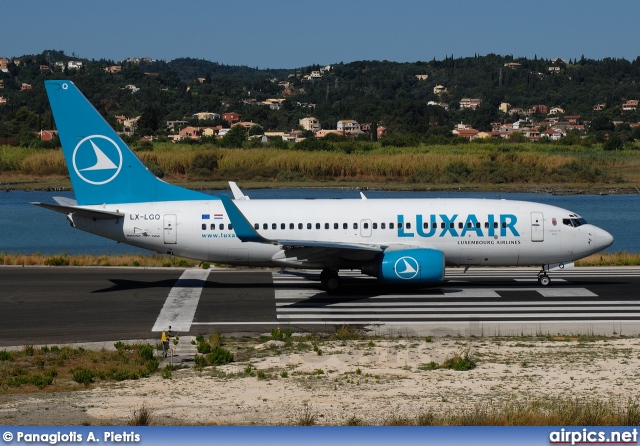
[44,256,70,266]
[72,368,95,386]
[194,354,207,369]
[24,345,34,356]
[0,350,12,361]
[145,359,159,373]
[206,347,233,366]
[138,344,154,361]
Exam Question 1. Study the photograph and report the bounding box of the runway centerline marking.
[152,268,210,332]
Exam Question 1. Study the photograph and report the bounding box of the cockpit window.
[563,217,588,227]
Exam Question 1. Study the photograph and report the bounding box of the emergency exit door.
[164,214,177,244]
[531,212,544,242]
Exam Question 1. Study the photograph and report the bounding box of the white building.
[337,120,360,132]
[299,117,321,132]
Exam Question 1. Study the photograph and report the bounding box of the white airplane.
[35,80,614,292]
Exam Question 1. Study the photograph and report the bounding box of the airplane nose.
[594,227,614,250]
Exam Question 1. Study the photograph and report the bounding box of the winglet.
[218,194,272,243]
[229,181,250,200]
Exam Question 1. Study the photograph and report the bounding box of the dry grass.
[576,251,640,266]
[378,397,640,426]
[3,144,640,186]
[0,253,199,267]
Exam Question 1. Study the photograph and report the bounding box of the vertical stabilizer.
[45,80,212,205]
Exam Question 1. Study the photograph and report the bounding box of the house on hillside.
[415,74,429,80]
[622,100,638,111]
[37,130,58,141]
[337,120,360,132]
[20,83,32,91]
[193,112,220,121]
[459,98,481,110]
[222,112,241,124]
[299,117,321,132]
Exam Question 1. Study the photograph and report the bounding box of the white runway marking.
[152,268,210,332]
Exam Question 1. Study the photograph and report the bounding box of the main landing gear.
[320,269,341,293]
[537,269,551,286]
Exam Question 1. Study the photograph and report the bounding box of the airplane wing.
[219,194,386,253]
[32,202,125,220]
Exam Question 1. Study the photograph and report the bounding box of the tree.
[220,125,247,148]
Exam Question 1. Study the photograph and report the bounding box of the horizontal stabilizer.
[53,196,78,206]
[32,202,124,220]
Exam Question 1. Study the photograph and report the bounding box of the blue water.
[0,189,637,255]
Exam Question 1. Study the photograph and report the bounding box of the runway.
[2,266,640,346]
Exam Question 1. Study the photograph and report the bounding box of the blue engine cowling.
[376,248,445,284]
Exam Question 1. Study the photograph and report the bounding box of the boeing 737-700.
[35,80,614,292]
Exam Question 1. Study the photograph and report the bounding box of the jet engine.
[361,248,445,284]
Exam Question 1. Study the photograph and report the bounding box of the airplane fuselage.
[70,198,610,270]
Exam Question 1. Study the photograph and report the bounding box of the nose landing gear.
[537,270,551,286]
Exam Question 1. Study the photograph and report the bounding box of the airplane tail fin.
[45,80,211,205]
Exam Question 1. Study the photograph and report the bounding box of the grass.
[3,143,640,190]
[0,343,161,394]
[0,252,199,267]
[379,397,640,426]
[576,251,640,266]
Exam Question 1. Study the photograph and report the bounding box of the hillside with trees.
[2,50,640,147]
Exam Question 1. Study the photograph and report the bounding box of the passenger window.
[298,223,303,230]
[202,224,206,230]
[423,222,429,229]
[364,222,369,229]
[325,223,329,229]
[390,223,394,229]
[441,222,445,229]
[450,222,454,229]
[281,223,285,230]
[476,222,481,229]
[343,223,348,229]
[502,222,507,229]
[493,222,498,229]
[353,223,358,229]
[228,224,233,230]
[290,223,294,230]
[254,223,259,230]
[406,222,411,229]
[272,223,277,230]
[458,222,464,229]
[381,223,386,229]
[467,222,473,228]
[316,223,320,230]
[210,224,215,230]
[398,222,403,229]
[219,224,224,230]
[484,222,489,229]
[307,223,312,230]
[334,223,339,229]
[263,223,268,230]
[373,223,377,229]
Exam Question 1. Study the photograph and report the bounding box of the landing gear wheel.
[321,269,341,294]
[538,274,551,286]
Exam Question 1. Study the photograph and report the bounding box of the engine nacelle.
[362,248,445,284]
